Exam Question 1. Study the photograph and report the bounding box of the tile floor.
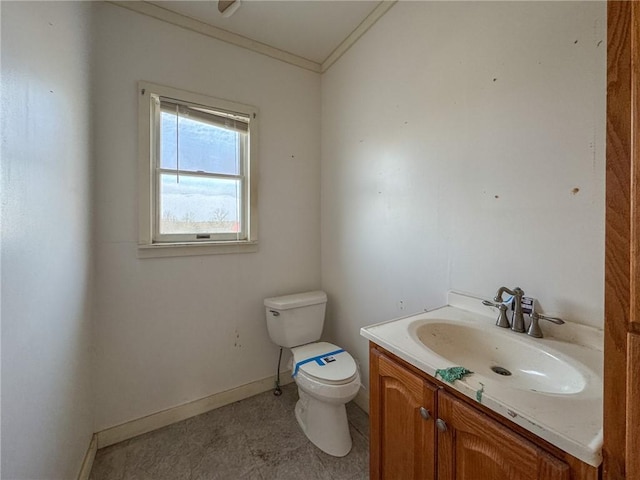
[89,384,369,480]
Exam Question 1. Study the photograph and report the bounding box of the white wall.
[0,2,606,462]
[1,2,95,478]
[92,3,321,431]
[321,2,606,389]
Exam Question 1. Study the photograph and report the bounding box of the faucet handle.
[482,299,500,307]
[482,300,511,328]
[527,311,565,338]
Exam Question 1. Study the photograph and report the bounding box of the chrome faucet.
[494,287,526,333]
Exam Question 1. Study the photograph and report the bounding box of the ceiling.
[146,1,384,67]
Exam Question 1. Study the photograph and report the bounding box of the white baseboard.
[77,434,97,480]
[353,385,369,414]
[96,371,293,449]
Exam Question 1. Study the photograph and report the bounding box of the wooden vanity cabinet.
[437,391,569,480]
[369,344,598,480]
[370,347,437,480]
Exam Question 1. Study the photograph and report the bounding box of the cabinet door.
[437,391,570,480]
[370,348,437,480]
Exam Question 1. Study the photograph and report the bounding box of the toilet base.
[295,388,352,457]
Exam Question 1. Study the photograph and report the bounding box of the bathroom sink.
[410,321,587,395]
[361,296,604,467]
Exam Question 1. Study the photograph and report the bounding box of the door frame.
[604,1,639,478]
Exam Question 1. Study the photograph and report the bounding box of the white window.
[138,82,258,257]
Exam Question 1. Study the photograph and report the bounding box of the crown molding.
[108,1,322,73]
[108,0,396,75]
[321,1,397,73]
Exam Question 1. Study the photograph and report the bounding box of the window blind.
[160,99,249,134]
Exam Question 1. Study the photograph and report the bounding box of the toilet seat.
[292,341,358,385]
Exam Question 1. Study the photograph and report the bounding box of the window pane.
[159,174,241,235]
[160,111,242,175]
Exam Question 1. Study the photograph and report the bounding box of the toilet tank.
[264,291,327,348]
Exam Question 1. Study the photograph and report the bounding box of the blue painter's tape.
[292,349,345,377]
[502,295,514,306]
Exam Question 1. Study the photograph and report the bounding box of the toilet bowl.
[291,341,361,457]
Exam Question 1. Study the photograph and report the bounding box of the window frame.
[153,99,249,243]
[138,81,259,257]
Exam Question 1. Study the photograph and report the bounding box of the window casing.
[138,82,258,257]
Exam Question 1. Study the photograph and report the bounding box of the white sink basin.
[410,321,587,395]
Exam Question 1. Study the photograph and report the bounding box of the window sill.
[137,241,258,258]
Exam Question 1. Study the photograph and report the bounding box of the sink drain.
[491,366,512,376]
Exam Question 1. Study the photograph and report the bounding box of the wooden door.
[605,1,640,478]
[437,391,570,480]
[370,347,437,480]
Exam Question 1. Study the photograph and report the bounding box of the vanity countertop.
[360,291,603,467]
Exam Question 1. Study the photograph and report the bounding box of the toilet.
[264,290,361,457]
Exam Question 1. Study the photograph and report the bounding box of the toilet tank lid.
[264,290,327,310]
